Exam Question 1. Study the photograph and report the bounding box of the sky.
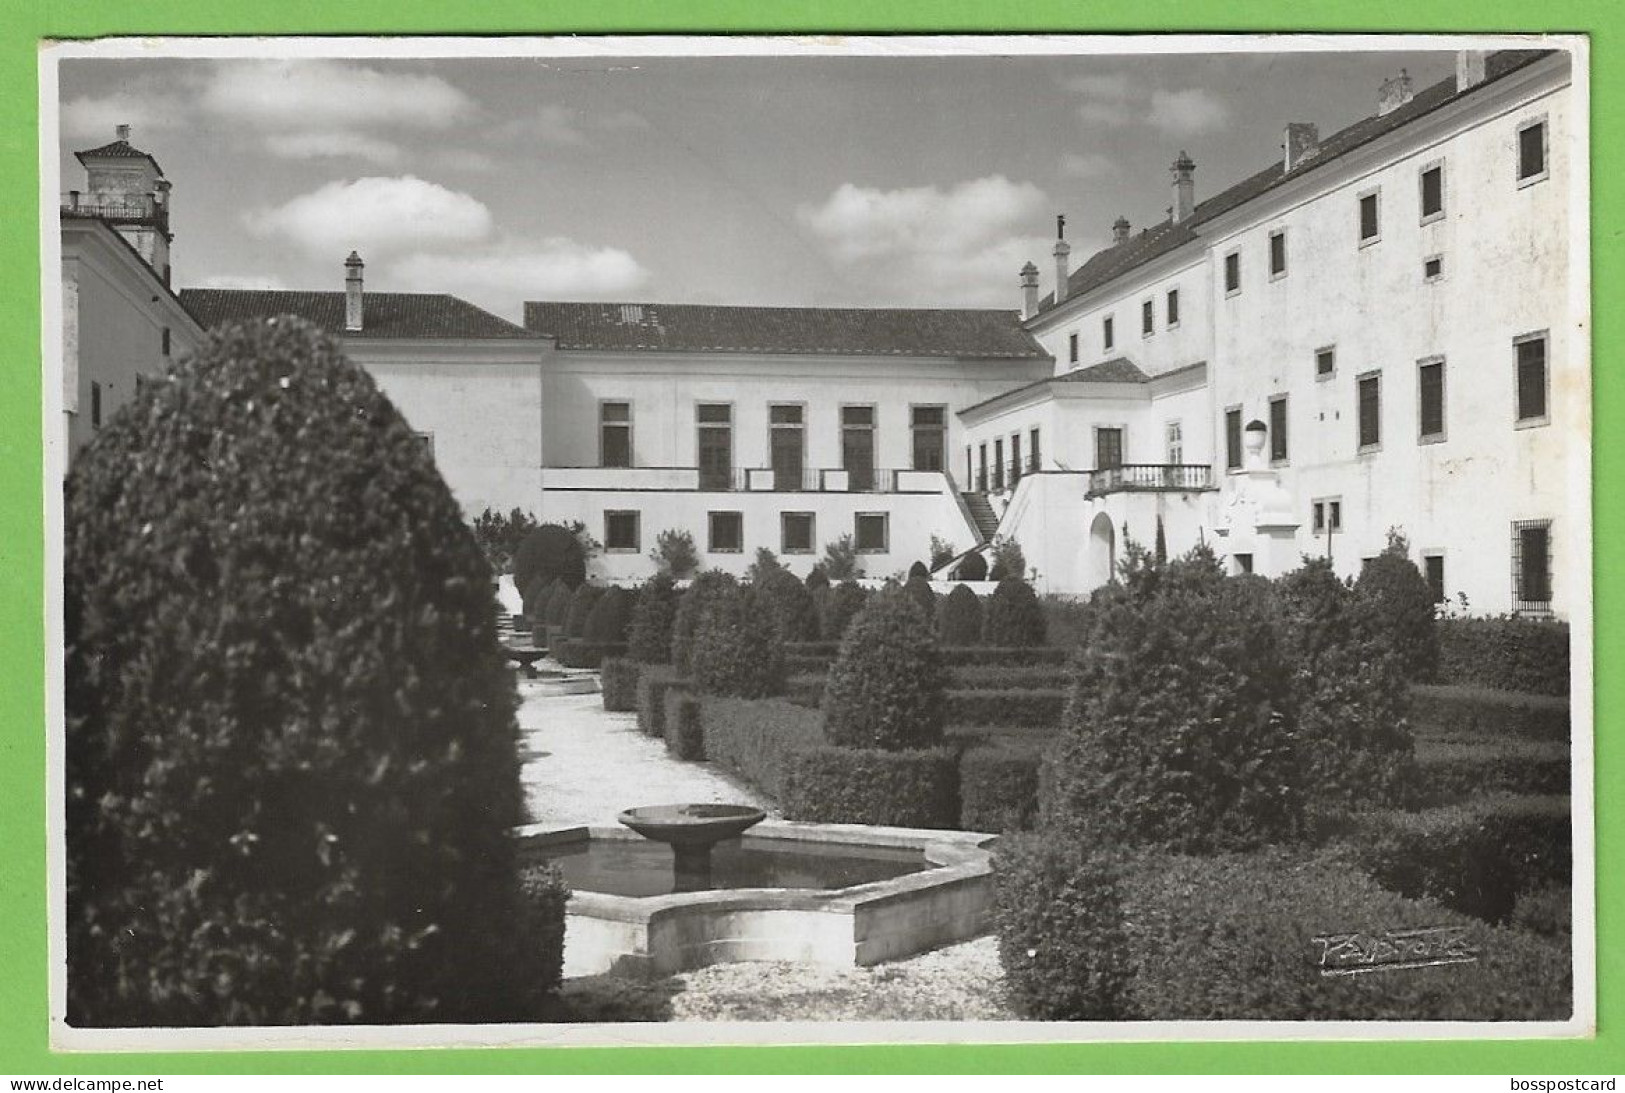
[55,44,1461,323]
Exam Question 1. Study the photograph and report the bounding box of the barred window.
[1512,519,1553,613]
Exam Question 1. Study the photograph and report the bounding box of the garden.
[62,317,1574,1027]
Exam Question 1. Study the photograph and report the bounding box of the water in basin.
[540,836,930,898]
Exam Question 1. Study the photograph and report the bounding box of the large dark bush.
[1275,557,1416,808]
[63,318,546,1026]
[513,523,586,595]
[564,583,604,639]
[1354,535,1439,683]
[822,589,946,751]
[953,552,988,581]
[783,746,959,828]
[938,584,983,645]
[670,570,738,675]
[1041,546,1301,852]
[626,572,679,664]
[983,578,1047,647]
[755,567,821,641]
[992,838,1133,1020]
[691,585,787,698]
[818,580,868,642]
[1436,617,1570,696]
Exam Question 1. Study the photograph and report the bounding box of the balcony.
[1085,463,1216,498]
[61,192,169,230]
[541,465,941,494]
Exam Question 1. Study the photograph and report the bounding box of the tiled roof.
[179,289,538,341]
[75,139,162,174]
[1036,49,1555,316]
[524,301,1050,359]
[958,356,1148,417]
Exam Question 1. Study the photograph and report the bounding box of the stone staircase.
[961,492,1000,543]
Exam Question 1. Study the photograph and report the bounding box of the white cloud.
[1062,71,1134,127]
[202,60,473,131]
[196,273,289,291]
[1148,89,1231,136]
[246,176,494,259]
[263,131,403,166]
[389,240,649,314]
[1059,152,1115,180]
[797,176,1055,306]
[60,91,191,141]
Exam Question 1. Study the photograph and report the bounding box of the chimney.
[1456,51,1488,92]
[344,251,365,332]
[1377,69,1414,116]
[1170,151,1196,224]
[1112,215,1131,245]
[115,123,131,142]
[1053,238,1072,305]
[1283,122,1320,172]
[1019,261,1040,320]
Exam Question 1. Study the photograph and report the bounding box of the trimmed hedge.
[517,862,570,1004]
[946,688,1067,728]
[583,585,634,644]
[1410,685,1570,742]
[671,570,739,675]
[941,646,1068,667]
[1410,737,1570,805]
[544,583,574,629]
[756,568,821,642]
[627,573,679,664]
[819,581,870,642]
[1346,794,1572,923]
[1436,616,1569,697]
[983,578,1047,647]
[600,658,640,712]
[691,584,786,698]
[634,666,684,739]
[554,640,626,670]
[699,695,826,799]
[960,744,1042,833]
[1354,546,1439,683]
[783,746,959,828]
[564,584,603,640]
[822,589,946,751]
[938,584,983,646]
[949,664,1072,691]
[785,673,824,709]
[664,689,704,761]
[1120,848,1570,1020]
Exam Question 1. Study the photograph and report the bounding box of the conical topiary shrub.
[691,584,787,698]
[544,580,574,629]
[822,588,946,751]
[756,566,821,641]
[953,552,988,581]
[938,583,984,646]
[670,570,739,675]
[819,580,868,642]
[984,577,1047,647]
[904,573,936,621]
[584,584,634,644]
[627,572,679,664]
[63,317,553,1026]
[564,583,603,639]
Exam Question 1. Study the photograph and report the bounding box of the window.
[1515,332,1549,425]
[993,438,1005,490]
[1029,427,1041,471]
[1166,420,1183,465]
[1224,407,1243,470]
[1141,299,1154,336]
[855,513,889,553]
[1424,255,1444,281]
[604,510,640,553]
[1269,395,1289,463]
[782,512,815,554]
[1418,358,1446,442]
[1009,433,1023,485]
[977,443,988,492]
[964,446,973,488]
[1420,163,1445,221]
[1068,332,1079,363]
[770,403,806,489]
[911,405,946,472]
[1224,251,1241,295]
[1166,288,1180,328]
[1512,520,1553,612]
[1357,371,1382,451]
[1269,229,1287,279]
[1517,119,1548,185]
[1316,346,1336,380]
[1234,553,1254,575]
[841,404,876,491]
[1094,427,1123,470]
[1358,189,1381,245]
[1103,316,1115,351]
[601,401,632,468]
[161,327,171,356]
[90,381,102,428]
[1311,497,1344,534]
[697,403,732,489]
[708,510,743,553]
[1424,553,1446,604]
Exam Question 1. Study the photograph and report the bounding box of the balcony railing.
[61,192,169,228]
[1085,463,1216,498]
[543,465,933,494]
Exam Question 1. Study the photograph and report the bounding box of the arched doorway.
[1088,512,1116,589]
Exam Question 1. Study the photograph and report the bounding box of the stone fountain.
[617,803,767,892]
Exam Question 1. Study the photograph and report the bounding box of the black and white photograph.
[42,34,1592,1048]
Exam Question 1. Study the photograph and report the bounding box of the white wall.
[1030,251,1212,381]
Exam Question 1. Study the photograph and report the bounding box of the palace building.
[57,47,1582,617]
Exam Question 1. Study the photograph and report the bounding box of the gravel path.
[516,681,771,827]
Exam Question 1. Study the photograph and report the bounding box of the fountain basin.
[515,820,995,978]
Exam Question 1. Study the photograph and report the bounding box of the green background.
[2,0,1615,1075]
